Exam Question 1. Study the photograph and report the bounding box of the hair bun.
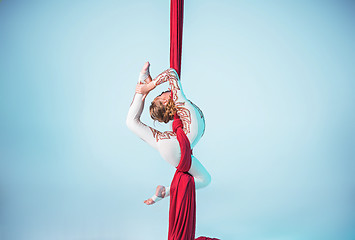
[162,98,176,123]
[150,98,176,123]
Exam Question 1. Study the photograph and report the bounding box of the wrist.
[148,81,156,91]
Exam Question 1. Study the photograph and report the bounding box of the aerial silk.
[168,1,219,239]
[169,113,195,239]
[169,0,184,77]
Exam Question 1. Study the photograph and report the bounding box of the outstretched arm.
[126,83,160,149]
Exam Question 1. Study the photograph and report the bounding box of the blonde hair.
[150,98,176,123]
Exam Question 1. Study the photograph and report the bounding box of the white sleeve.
[152,69,192,135]
[126,93,159,149]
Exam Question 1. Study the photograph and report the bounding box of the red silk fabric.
[169,114,219,240]
[170,0,184,77]
[169,114,196,240]
[195,238,220,240]
[169,1,219,239]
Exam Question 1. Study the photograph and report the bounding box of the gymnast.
[126,62,211,205]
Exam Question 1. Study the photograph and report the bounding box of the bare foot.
[141,61,150,74]
[140,61,152,83]
[144,185,166,205]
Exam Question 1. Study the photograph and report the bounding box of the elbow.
[126,115,140,132]
[201,171,211,189]
[126,116,134,130]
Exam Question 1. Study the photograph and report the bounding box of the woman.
[126,62,211,205]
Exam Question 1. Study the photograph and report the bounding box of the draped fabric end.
[195,237,221,240]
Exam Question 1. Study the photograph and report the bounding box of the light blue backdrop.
[0,0,354,240]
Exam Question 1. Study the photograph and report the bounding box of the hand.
[144,75,152,84]
[135,81,155,100]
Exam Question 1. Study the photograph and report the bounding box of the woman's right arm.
[126,92,160,150]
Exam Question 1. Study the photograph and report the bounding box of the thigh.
[188,156,210,181]
[157,137,181,168]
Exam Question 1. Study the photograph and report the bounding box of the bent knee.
[199,172,211,188]
[204,172,211,187]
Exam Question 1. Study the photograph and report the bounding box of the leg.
[144,156,210,205]
[189,155,211,189]
[144,185,170,205]
[139,62,152,83]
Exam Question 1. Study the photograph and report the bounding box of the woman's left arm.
[152,68,188,104]
[152,69,192,135]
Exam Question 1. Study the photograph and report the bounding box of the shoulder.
[167,68,180,79]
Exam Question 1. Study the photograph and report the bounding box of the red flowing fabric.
[170,0,184,77]
[169,114,195,240]
[169,114,219,240]
[195,238,220,240]
[169,1,219,239]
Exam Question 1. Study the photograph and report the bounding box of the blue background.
[0,0,354,239]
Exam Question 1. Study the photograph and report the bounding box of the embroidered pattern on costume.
[153,69,192,135]
[150,127,176,142]
[176,102,191,135]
